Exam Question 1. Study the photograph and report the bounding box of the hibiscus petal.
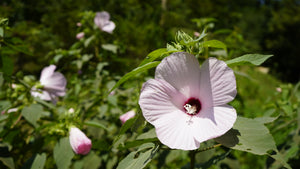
[139,79,187,126]
[155,52,201,98]
[155,110,201,150]
[31,89,52,101]
[199,57,236,106]
[42,72,67,92]
[191,105,237,143]
[40,65,56,83]
[102,21,116,33]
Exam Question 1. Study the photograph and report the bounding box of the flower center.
[184,98,201,115]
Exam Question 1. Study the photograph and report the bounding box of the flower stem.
[196,143,222,153]
[190,150,196,169]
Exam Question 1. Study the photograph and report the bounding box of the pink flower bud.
[194,31,200,37]
[69,127,92,155]
[276,87,282,93]
[120,110,135,124]
[76,32,85,39]
[76,22,82,27]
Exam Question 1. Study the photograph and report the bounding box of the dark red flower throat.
[183,97,201,115]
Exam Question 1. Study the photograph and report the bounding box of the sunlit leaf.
[136,128,156,140]
[84,35,95,47]
[139,48,168,66]
[215,116,276,154]
[85,121,108,131]
[102,44,118,54]
[53,137,74,169]
[226,54,273,66]
[0,100,11,112]
[34,97,56,110]
[0,157,15,169]
[119,138,158,150]
[30,153,46,169]
[117,143,159,169]
[215,116,291,169]
[109,61,160,92]
[201,40,227,50]
[82,151,101,169]
[21,104,44,128]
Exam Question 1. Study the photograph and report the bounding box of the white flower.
[139,52,237,150]
[120,110,136,124]
[31,65,67,102]
[69,127,92,155]
[94,11,116,33]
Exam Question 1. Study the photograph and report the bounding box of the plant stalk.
[190,150,196,169]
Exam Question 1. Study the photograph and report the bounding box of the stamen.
[184,104,197,115]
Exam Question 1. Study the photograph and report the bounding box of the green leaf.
[82,151,101,169]
[84,35,95,47]
[0,72,3,87]
[102,44,118,54]
[269,152,292,169]
[31,153,46,169]
[0,157,15,169]
[201,40,227,50]
[0,18,8,26]
[53,137,74,169]
[0,55,14,78]
[109,61,160,92]
[226,54,273,66]
[3,41,33,56]
[0,144,15,169]
[194,150,231,169]
[112,117,136,147]
[84,121,108,131]
[0,27,3,37]
[215,116,277,155]
[0,100,11,112]
[136,128,157,140]
[215,116,291,169]
[139,48,168,66]
[117,143,159,169]
[254,116,278,124]
[119,128,158,150]
[119,138,159,150]
[21,104,44,128]
[34,97,56,110]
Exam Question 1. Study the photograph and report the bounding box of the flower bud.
[120,110,135,124]
[69,127,92,155]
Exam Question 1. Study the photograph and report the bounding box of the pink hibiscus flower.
[139,52,237,150]
[31,65,67,103]
[94,11,116,34]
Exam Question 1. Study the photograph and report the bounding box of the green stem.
[190,150,196,169]
[196,143,222,153]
